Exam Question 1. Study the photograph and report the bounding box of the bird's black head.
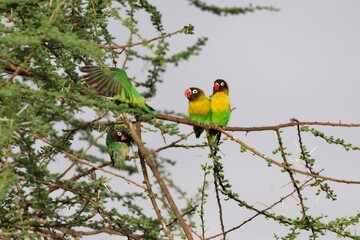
[113,130,133,145]
[213,79,229,95]
[185,87,204,102]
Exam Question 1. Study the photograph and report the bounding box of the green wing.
[81,66,155,114]
[107,141,130,169]
[211,109,230,127]
[209,110,231,147]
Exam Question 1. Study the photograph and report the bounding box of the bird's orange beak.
[214,82,220,91]
[184,88,192,99]
[121,135,128,141]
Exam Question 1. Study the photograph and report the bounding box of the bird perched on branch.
[185,87,211,138]
[81,66,155,115]
[210,79,230,146]
[106,126,133,168]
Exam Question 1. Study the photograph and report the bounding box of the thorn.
[290,118,299,123]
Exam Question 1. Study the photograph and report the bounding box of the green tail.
[209,129,221,148]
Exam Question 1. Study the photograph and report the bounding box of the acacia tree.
[1,1,359,239]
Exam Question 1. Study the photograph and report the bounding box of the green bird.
[106,126,133,168]
[81,66,155,115]
[185,87,212,138]
[210,79,231,146]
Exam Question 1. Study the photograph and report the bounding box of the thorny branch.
[135,121,174,240]
[199,163,210,239]
[276,130,316,239]
[122,114,194,240]
[154,113,360,132]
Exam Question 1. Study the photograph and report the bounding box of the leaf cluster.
[0,0,207,238]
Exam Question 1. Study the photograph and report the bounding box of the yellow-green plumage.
[185,87,211,138]
[81,66,155,115]
[211,92,230,126]
[210,79,230,146]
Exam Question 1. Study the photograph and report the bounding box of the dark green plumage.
[106,126,133,168]
[81,66,155,115]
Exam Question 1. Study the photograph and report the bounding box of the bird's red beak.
[121,135,128,141]
[214,82,220,91]
[184,88,192,99]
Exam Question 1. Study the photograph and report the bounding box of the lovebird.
[210,79,230,146]
[81,66,155,115]
[185,87,211,138]
[106,126,133,168]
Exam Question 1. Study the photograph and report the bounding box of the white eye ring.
[117,132,122,136]
[192,89,198,94]
[221,82,225,86]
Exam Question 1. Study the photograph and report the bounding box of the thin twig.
[276,130,316,239]
[2,11,16,23]
[206,134,226,239]
[200,163,209,239]
[220,129,360,185]
[213,174,226,239]
[152,132,193,153]
[94,25,190,50]
[205,178,314,240]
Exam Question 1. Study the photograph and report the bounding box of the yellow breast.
[211,92,230,112]
[189,96,211,115]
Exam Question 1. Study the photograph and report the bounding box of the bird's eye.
[192,89,198,94]
[117,131,122,136]
[220,82,225,86]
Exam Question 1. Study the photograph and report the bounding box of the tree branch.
[154,113,360,132]
[122,114,194,240]
[136,120,174,240]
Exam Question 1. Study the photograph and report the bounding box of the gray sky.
[99,1,360,239]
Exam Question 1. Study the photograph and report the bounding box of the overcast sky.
[99,1,360,239]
